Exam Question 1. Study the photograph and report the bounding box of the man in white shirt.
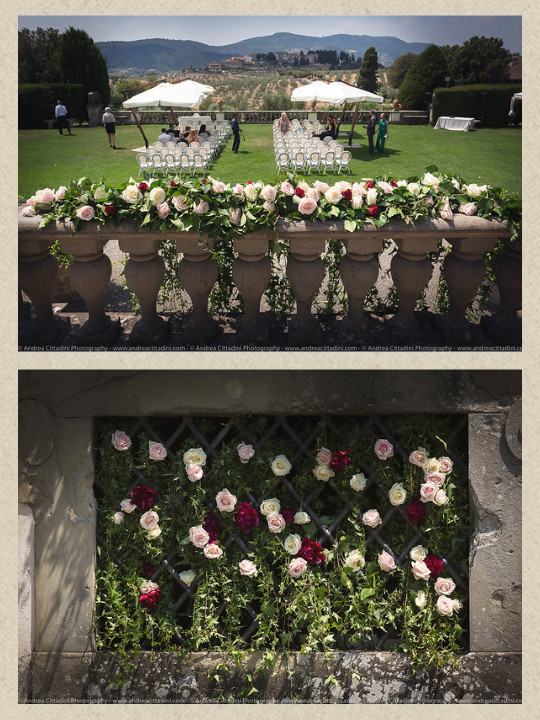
[54,100,72,135]
[157,128,172,143]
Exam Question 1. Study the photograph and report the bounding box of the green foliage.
[431,84,522,128]
[398,45,449,110]
[386,53,418,90]
[18,83,85,129]
[357,47,379,93]
[58,27,110,107]
[94,414,469,677]
[18,27,61,83]
[447,36,512,85]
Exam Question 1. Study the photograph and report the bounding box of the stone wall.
[18,370,522,703]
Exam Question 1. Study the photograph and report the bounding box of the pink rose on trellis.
[378,551,396,572]
[215,488,237,513]
[425,472,445,487]
[438,457,454,474]
[267,512,287,534]
[140,510,159,531]
[434,577,456,595]
[120,498,136,514]
[113,512,124,524]
[316,447,332,466]
[239,559,258,577]
[374,439,393,460]
[237,443,255,463]
[186,462,203,482]
[203,543,223,560]
[435,595,456,616]
[288,557,308,578]
[420,481,439,503]
[189,525,210,548]
[149,441,167,461]
[411,560,431,580]
[112,430,132,451]
[409,448,428,466]
[362,509,382,528]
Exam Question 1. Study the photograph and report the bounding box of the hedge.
[18,84,85,129]
[431,84,522,128]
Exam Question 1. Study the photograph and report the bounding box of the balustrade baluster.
[390,234,440,329]
[340,236,384,335]
[232,231,273,344]
[285,234,326,345]
[176,235,219,345]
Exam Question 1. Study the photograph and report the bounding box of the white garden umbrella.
[324,81,384,104]
[290,81,337,104]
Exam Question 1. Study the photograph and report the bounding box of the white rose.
[147,526,161,540]
[239,559,258,577]
[179,569,196,586]
[350,473,367,492]
[122,184,142,204]
[407,182,420,196]
[260,184,277,202]
[260,498,281,516]
[183,447,207,466]
[466,183,486,197]
[366,188,378,206]
[271,455,292,476]
[345,549,365,572]
[149,186,166,206]
[409,545,428,562]
[434,489,449,506]
[313,464,335,482]
[421,172,440,187]
[388,483,406,506]
[113,512,124,524]
[140,511,159,530]
[294,511,311,525]
[415,590,427,609]
[93,185,108,201]
[324,186,342,204]
[244,183,258,202]
[284,533,302,554]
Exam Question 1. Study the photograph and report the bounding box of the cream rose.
[189,525,210,548]
[422,457,441,474]
[215,488,237,512]
[345,549,365,572]
[362,509,382,528]
[374,439,393,460]
[435,595,455,616]
[203,543,223,559]
[76,205,95,222]
[149,441,167,461]
[316,447,332,466]
[239,559,258,577]
[313,464,335,482]
[112,430,132,451]
[271,455,292,476]
[378,550,396,572]
[237,443,255,463]
[147,526,161,540]
[438,457,454,474]
[421,172,440,187]
[324,186,342,204]
[244,183,258,202]
[294,511,311,525]
[420,481,439,503]
[267,512,286,534]
[120,498,136,513]
[179,569,196,586]
[284,533,302,555]
[366,188,378,206]
[409,545,428,562]
[415,590,427,609]
[466,183,487,197]
[183,448,207,466]
[149,186,166,206]
[407,182,420,196]
[93,185,108,201]
[434,489,449,506]
[186,462,203,482]
[288,557,308,578]
[434,577,456,596]
[140,510,159,530]
[260,498,281,516]
[388,483,406,506]
[122,184,142,204]
[113,511,125,524]
[350,473,367,492]
[409,448,428,466]
[411,560,431,580]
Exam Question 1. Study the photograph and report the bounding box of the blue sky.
[18,15,522,53]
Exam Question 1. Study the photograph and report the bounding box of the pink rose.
[76,205,95,222]
[237,443,255,463]
[55,186,67,202]
[288,557,308,578]
[186,462,203,482]
[189,525,210,548]
[239,559,258,577]
[351,193,364,209]
[267,512,286,534]
[306,187,319,201]
[35,188,55,205]
[434,577,456,595]
[374,439,393,460]
[203,543,223,559]
[409,448,428,466]
[440,197,453,221]
[149,441,167,461]
[26,195,37,207]
[424,195,434,207]
[280,181,295,196]
[215,488,237,512]
[352,182,367,196]
[194,200,210,215]
[411,560,431,580]
[140,510,159,530]
[120,498,136,513]
[260,184,276,202]
[316,447,332,466]
[112,430,132,451]
[263,200,275,212]
[362,509,382,528]
[139,580,159,594]
[211,180,227,194]
[22,206,36,217]
[157,201,170,219]
[230,208,242,225]
[233,183,244,198]
[420,481,439,503]
[435,595,455,616]
[438,457,454,474]
[173,195,188,212]
[314,180,330,194]
[425,472,445,487]
[460,202,477,216]
[378,550,396,572]
[377,181,394,194]
[298,197,318,215]
[113,511,124,524]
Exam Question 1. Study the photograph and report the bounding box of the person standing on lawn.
[231,113,241,153]
[364,110,377,155]
[102,107,116,149]
[55,100,72,135]
[375,113,389,153]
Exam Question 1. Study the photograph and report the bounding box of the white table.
[434,116,476,131]
[176,114,212,128]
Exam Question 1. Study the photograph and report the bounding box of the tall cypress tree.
[356,46,379,92]
[398,45,449,109]
[58,27,110,105]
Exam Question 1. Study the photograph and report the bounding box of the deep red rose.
[129,484,158,511]
[425,553,444,577]
[203,512,221,543]
[368,205,380,218]
[297,537,326,565]
[170,180,179,187]
[246,181,253,185]
[329,448,352,472]
[390,181,398,187]
[365,181,375,189]
[341,189,353,201]
[139,588,162,610]
[104,205,117,216]
[407,499,426,526]
[281,507,295,525]
[234,502,260,534]
[138,182,149,192]
[143,563,155,578]
[295,187,305,198]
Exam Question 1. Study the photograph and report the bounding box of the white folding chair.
[335,150,352,174]
[136,152,152,178]
[319,150,335,174]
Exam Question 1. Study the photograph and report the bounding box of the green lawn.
[18,123,521,200]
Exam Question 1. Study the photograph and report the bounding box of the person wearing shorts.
[102,107,116,149]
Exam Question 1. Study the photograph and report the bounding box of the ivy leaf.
[360,587,376,602]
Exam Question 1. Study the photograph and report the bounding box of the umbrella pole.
[169,106,178,125]
[349,102,360,145]
[337,100,347,134]
[128,107,149,149]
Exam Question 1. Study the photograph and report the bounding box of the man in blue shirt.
[231,113,240,153]
[55,100,72,135]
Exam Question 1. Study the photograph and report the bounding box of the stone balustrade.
[18,208,520,348]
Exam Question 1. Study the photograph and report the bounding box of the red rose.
[329,448,352,471]
[341,189,353,201]
[295,187,305,198]
[130,484,158,511]
[365,181,375,189]
[368,205,380,218]
[234,502,260,534]
[138,182,148,192]
[104,205,117,216]
[297,537,325,565]
[281,507,295,525]
[407,499,426,526]
[203,512,220,543]
[425,553,444,577]
[139,588,162,610]
[170,180,179,187]
[390,181,398,187]
[143,563,155,578]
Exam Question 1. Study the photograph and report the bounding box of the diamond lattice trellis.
[94,414,469,651]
